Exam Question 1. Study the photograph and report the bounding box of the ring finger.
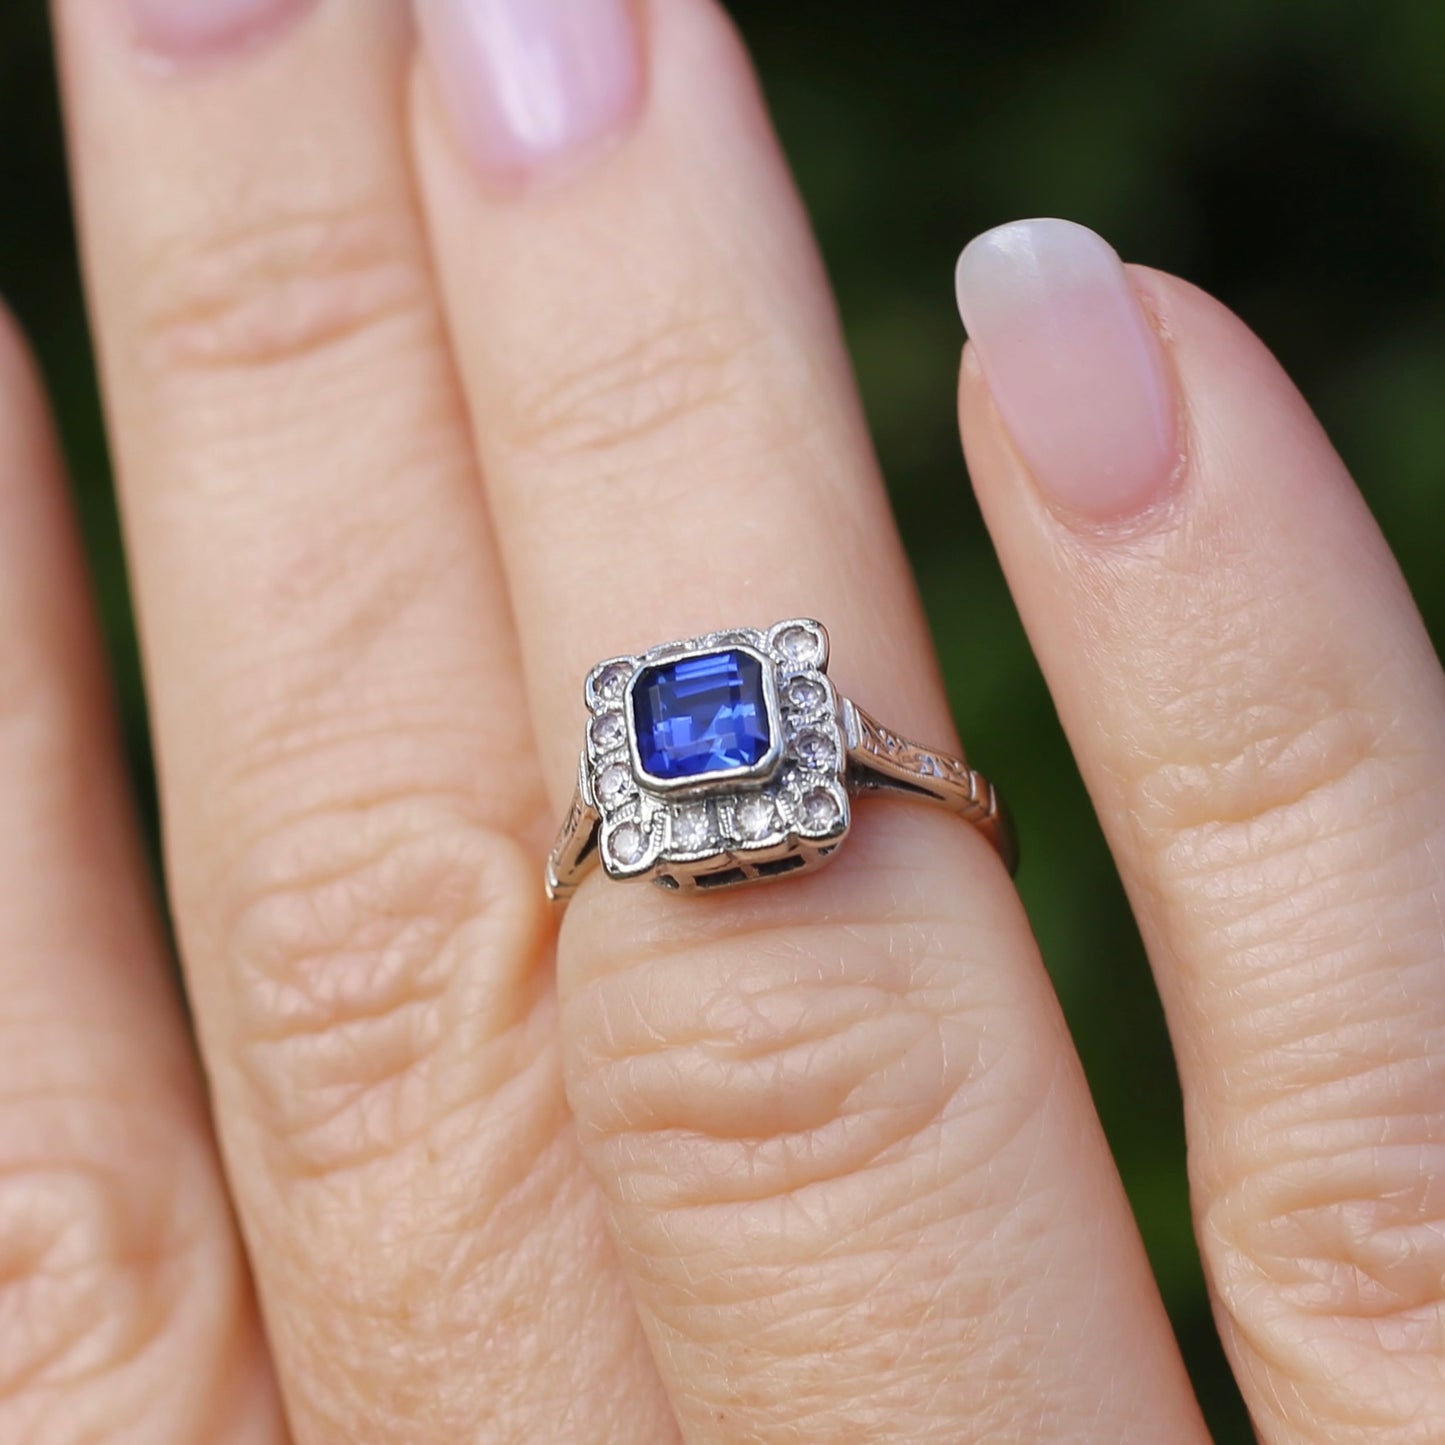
[414,2,1207,1438]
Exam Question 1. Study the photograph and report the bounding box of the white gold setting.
[577,620,848,891]
[546,617,1016,901]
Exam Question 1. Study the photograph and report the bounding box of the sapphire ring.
[546,619,1016,902]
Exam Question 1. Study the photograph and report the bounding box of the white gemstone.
[776,625,821,666]
[734,794,777,841]
[795,730,834,769]
[800,788,840,829]
[610,821,646,866]
[596,762,633,806]
[671,805,713,852]
[786,676,825,710]
[594,663,630,703]
[590,711,626,751]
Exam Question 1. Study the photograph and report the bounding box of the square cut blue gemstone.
[631,648,773,782]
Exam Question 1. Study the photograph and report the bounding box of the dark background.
[6,3,1445,1438]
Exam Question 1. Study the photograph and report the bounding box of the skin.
[2,0,1441,1440]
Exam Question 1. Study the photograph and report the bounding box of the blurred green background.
[5,3,1445,1438]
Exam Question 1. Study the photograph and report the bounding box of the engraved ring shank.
[841,700,1018,875]
[545,757,602,905]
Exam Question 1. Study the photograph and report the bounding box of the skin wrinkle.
[1185,787,1445,1419]
[586,950,918,1066]
[1171,833,1445,1124]
[137,211,432,380]
[643,1164,1099,1438]
[1109,574,1404,843]
[566,884,1095,1436]
[200,775,648,1434]
[497,300,766,461]
[568,939,1018,1216]
[0,1143,254,1436]
[1207,940,1438,1070]
[599,1084,972,1218]
[498,323,884,584]
[584,1016,943,1149]
[233,945,550,1184]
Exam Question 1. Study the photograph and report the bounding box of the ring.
[546,619,1017,902]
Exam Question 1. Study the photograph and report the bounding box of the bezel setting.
[582,619,850,889]
[624,642,784,792]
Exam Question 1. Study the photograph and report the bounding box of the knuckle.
[563,862,1040,1220]
[1131,673,1388,847]
[1202,1115,1445,1434]
[572,933,958,1203]
[563,860,1067,1432]
[498,299,775,467]
[215,795,548,1180]
[0,1110,220,1409]
[134,197,433,381]
[1115,569,1387,850]
[1127,679,1438,950]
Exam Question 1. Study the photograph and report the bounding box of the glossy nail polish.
[414,0,643,178]
[955,218,1178,521]
[127,0,313,60]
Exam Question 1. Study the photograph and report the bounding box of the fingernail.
[415,0,643,178]
[127,0,313,60]
[955,218,1178,522]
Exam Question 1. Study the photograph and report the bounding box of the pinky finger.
[0,310,282,1443]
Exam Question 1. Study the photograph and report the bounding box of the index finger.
[959,218,1445,1442]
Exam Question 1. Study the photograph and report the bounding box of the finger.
[0,311,282,1441]
[413,4,1208,1439]
[53,2,673,1438]
[958,218,1445,1443]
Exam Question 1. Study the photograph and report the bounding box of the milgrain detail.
[844,702,1017,871]
[546,764,599,902]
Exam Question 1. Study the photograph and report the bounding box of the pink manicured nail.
[127,0,312,59]
[415,0,643,178]
[955,219,1178,521]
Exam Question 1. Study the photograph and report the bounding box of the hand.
[6,1,1442,1441]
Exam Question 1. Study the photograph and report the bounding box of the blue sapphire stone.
[631,648,773,783]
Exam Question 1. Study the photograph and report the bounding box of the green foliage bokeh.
[6,4,1445,1438]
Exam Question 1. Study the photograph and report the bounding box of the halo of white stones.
[669,802,715,854]
[582,619,850,882]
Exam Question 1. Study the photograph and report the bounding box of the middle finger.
[54,0,672,1437]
